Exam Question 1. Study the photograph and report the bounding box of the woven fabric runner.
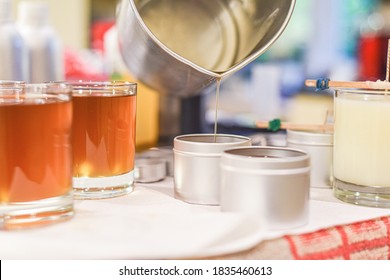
[212,216,390,260]
[285,216,390,260]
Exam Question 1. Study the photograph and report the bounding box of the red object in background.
[64,48,108,81]
[357,35,389,81]
[64,20,115,80]
[91,20,115,52]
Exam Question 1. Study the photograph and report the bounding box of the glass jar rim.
[64,80,136,88]
[0,82,72,105]
[0,80,25,87]
[335,88,390,96]
[62,80,137,96]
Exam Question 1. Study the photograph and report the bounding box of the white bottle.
[0,0,29,81]
[17,1,64,83]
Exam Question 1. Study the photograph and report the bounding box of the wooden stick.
[256,120,333,132]
[387,39,390,82]
[305,79,390,90]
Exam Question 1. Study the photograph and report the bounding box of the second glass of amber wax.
[70,81,137,199]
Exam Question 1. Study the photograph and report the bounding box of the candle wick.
[322,109,329,133]
[384,39,390,97]
[386,39,390,83]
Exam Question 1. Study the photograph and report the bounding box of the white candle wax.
[334,92,390,187]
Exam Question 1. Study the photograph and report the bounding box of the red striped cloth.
[212,216,390,260]
[285,216,390,260]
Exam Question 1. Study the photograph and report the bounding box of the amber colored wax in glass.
[72,94,137,178]
[0,100,73,203]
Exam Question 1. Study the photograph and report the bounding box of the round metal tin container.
[173,134,251,205]
[220,146,310,230]
[137,146,174,176]
[287,130,333,188]
[134,158,166,183]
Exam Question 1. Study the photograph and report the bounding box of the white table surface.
[1,177,390,259]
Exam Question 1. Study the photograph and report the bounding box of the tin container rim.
[221,146,310,170]
[174,134,251,154]
[287,129,333,146]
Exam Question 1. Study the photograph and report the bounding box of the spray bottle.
[0,0,28,81]
[18,1,64,82]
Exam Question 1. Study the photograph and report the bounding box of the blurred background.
[7,0,390,149]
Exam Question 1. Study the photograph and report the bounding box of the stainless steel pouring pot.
[117,0,296,97]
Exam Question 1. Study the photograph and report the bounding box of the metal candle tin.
[134,158,166,183]
[287,130,333,188]
[220,147,310,230]
[138,146,174,176]
[173,134,251,205]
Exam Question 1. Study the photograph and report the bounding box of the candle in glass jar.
[333,89,390,207]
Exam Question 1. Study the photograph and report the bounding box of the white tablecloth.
[1,178,390,259]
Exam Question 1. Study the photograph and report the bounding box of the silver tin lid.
[287,130,333,146]
[221,146,310,170]
[174,134,251,155]
[135,158,166,183]
[137,146,174,176]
